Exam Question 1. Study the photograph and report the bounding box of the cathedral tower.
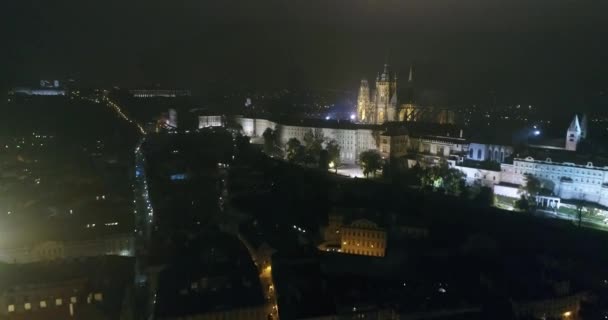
[374,64,397,123]
[356,80,371,123]
[565,114,582,151]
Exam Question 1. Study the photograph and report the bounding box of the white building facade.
[234,116,378,164]
[501,157,608,206]
[467,143,513,163]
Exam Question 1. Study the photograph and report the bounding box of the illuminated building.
[205,116,464,164]
[0,234,134,264]
[129,89,191,98]
[565,114,583,151]
[198,115,224,128]
[236,117,378,164]
[356,65,455,125]
[340,219,387,257]
[379,128,409,159]
[167,108,178,128]
[322,213,343,246]
[209,113,608,207]
[467,142,513,163]
[356,64,398,124]
[13,87,66,96]
[0,256,130,318]
[499,154,608,206]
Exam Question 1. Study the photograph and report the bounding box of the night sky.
[6,0,608,106]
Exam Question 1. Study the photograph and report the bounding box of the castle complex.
[200,113,603,208]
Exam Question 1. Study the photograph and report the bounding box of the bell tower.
[375,64,394,123]
[565,114,582,151]
[356,79,371,123]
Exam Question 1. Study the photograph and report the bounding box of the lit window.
[56,298,63,306]
[8,305,15,312]
[71,296,77,303]
[24,302,31,310]
[40,301,47,308]
[94,293,103,302]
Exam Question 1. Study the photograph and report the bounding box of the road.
[219,163,279,320]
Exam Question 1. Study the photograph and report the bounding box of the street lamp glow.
[325,116,330,120]
[350,114,356,120]
[534,130,541,136]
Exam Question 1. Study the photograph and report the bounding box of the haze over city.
[6,0,608,107]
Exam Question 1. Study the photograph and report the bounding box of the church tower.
[565,114,582,151]
[356,79,371,123]
[397,65,415,121]
[374,64,397,123]
[580,113,588,139]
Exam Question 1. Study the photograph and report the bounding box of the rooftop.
[509,147,608,168]
[154,232,265,318]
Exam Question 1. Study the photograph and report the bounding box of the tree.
[519,174,541,198]
[234,134,252,161]
[572,194,586,227]
[472,186,494,207]
[418,160,466,196]
[303,129,325,165]
[262,127,283,158]
[286,138,305,163]
[262,128,276,155]
[442,165,466,195]
[326,139,341,172]
[319,150,329,171]
[480,159,501,171]
[515,195,530,212]
[359,150,383,177]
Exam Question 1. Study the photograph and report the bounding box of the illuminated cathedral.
[356,64,454,125]
[356,64,400,124]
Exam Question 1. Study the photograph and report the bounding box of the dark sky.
[5,0,608,106]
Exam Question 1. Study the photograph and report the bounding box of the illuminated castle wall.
[235,117,377,164]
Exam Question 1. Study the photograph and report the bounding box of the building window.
[56,298,63,306]
[40,301,47,308]
[94,293,103,302]
[71,297,77,303]
[8,305,14,312]
[477,149,482,159]
[24,303,31,310]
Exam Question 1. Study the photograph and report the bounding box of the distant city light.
[325,116,330,120]
[350,114,356,120]
[534,130,541,136]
